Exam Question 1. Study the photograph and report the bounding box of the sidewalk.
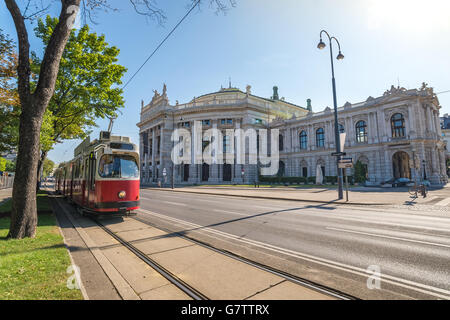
[0,188,12,204]
[142,184,450,206]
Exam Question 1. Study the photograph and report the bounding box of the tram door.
[83,158,89,206]
[87,152,96,208]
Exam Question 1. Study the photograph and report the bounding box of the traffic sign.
[331,152,347,157]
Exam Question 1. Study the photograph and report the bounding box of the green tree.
[5,159,16,172]
[0,29,19,154]
[33,16,127,185]
[0,157,6,171]
[42,158,55,177]
[354,161,368,184]
[4,0,234,239]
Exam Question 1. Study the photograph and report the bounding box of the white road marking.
[435,197,450,207]
[137,208,450,300]
[213,209,248,217]
[253,205,286,211]
[326,227,450,249]
[161,201,187,207]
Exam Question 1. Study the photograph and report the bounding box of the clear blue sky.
[1,0,450,164]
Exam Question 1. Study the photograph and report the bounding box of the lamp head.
[337,51,345,60]
[317,39,326,50]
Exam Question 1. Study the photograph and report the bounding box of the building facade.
[137,83,447,186]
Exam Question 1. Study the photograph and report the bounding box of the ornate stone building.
[137,83,448,185]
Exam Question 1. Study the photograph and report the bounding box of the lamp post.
[317,30,345,200]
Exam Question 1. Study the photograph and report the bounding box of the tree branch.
[33,0,81,110]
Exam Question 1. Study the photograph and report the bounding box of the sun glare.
[367,0,450,33]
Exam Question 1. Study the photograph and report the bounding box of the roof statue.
[272,86,279,100]
[383,85,407,96]
[246,85,252,95]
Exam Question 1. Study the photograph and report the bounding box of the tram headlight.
[118,191,126,199]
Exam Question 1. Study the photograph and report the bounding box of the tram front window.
[99,154,139,178]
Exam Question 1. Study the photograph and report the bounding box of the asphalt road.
[136,188,450,300]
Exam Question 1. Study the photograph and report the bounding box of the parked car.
[382,178,413,188]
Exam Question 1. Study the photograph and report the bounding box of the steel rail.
[93,217,209,300]
[133,215,357,300]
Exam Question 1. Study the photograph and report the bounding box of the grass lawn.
[0,191,52,215]
[0,194,83,300]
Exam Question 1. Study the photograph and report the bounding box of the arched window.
[338,124,345,134]
[391,113,406,138]
[355,121,368,143]
[316,128,325,147]
[279,134,284,151]
[299,131,307,150]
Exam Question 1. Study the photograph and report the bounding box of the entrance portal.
[183,164,189,182]
[392,151,411,179]
[223,164,232,182]
[202,163,210,182]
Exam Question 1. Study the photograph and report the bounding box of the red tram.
[55,131,140,215]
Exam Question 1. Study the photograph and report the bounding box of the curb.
[141,187,390,206]
[54,197,140,300]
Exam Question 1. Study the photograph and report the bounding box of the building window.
[221,119,233,125]
[182,122,190,128]
[255,118,263,125]
[338,124,345,133]
[391,113,406,138]
[316,128,325,148]
[356,120,368,143]
[157,136,161,154]
[202,120,211,126]
[223,135,231,153]
[299,131,307,150]
[202,137,210,151]
[279,134,284,151]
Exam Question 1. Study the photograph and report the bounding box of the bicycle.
[408,182,427,198]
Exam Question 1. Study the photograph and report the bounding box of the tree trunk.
[5,0,81,239]
[36,150,48,193]
[8,100,43,239]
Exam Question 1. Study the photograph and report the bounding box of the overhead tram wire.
[60,2,200,161]
[122,0,201,90]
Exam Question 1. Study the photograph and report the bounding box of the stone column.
[234,119,244,183]
[308,124,314,151]
[407,105,415,139]
[426,106,434,137]
[209,120,220,183]
[384,149,391,180]
[151,129,156,182]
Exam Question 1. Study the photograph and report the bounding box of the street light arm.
[330,36,342,53]
[320,30,331,41]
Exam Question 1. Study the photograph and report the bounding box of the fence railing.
[0,174,14,190]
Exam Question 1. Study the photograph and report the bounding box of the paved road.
[136,188,450,300]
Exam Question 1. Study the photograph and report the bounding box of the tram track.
[131,215,356,300]
[92,217,209,300]
[54,193,355,300]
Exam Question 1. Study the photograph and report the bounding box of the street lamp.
[317,30,345,200]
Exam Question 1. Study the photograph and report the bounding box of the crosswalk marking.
[434,197,450,207]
